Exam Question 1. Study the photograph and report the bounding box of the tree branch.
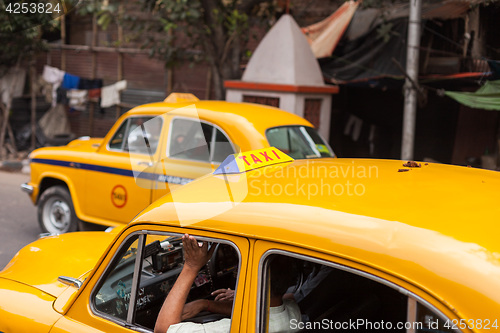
[238,0,269,15]
[220,28,238,66]
[200,0,226,58]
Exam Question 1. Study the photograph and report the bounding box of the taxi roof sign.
[214,147,293,175]
[164,92,200,103]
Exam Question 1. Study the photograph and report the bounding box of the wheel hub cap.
[43,198,71,233]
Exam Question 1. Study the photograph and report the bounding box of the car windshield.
[266,126,334,159]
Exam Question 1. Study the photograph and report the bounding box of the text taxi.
[4,147,500,333]
[21,93,334,233]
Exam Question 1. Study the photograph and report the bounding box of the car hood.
[66,137,103,150]
[0,231,116,298]
[30,137,103,159]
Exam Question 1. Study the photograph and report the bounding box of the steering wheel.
[204,242,220,291]
[179,241,237,302]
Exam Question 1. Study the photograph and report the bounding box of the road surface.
[0,170,39,270]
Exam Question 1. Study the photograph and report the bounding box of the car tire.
[38,186,79,234]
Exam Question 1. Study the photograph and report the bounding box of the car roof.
[126,100,312,132]
[132,158,500,319]
[122,100,314,151]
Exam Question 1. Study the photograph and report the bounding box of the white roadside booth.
[225,14,339,141]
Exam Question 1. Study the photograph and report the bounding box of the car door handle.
[137,161,153,167]
[58,276,83,288]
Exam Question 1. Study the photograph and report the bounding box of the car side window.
[259,252,459,333]
[109,119,129,150]
[169,118,234,163]
[212,129,235,163]
[127,116,163,154]
[169,118,210,161]
[92,232,241,332]
[93,234,140,321]
[109,116,162,154]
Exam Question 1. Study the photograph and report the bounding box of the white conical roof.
[242,14,325,86]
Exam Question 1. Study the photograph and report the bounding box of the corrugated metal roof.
[422,0,472,20]
[386,0,473,20]
[346,0,473,40]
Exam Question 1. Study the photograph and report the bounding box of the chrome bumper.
[20,183,34,195]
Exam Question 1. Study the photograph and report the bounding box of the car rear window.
[266,126,334,159]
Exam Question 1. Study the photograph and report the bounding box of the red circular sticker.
[111,185,127,208]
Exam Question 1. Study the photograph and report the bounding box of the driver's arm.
[154,234,215,333]
[181,299,233,320]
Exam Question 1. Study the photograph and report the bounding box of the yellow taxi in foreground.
[21,93,334,234]
[5,148,500,333]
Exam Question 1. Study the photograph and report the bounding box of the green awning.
[445,80,500,110]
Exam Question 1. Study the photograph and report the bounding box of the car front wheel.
[38,186,78,234]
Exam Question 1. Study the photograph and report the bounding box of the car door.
[51,225,250,333]
[151,116,236,202]
[83,115,165,226]
[246,240,462,333]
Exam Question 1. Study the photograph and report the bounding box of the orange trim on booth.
[224,80,339,94]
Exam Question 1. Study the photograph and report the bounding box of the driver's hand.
[181,299,206,320]
[211,288,235,302]
[182,234,216,271]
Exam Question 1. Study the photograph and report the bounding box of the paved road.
[0,171,39,270]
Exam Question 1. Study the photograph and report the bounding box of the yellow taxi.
[21,93,334,233]
[4,148,500,333]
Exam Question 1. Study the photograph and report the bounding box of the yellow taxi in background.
[4,148,500,333]
[21,93,334,233]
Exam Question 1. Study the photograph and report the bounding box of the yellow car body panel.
[26,99,330,232]
[1,231,115,298]
[0,278,60,333]
[4,153,500,332]
[134,158,500,330]
[26,142,103,219]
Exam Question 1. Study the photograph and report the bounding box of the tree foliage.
[92,0,278,99]
[1,8,46,74]
[0,0,80,76]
